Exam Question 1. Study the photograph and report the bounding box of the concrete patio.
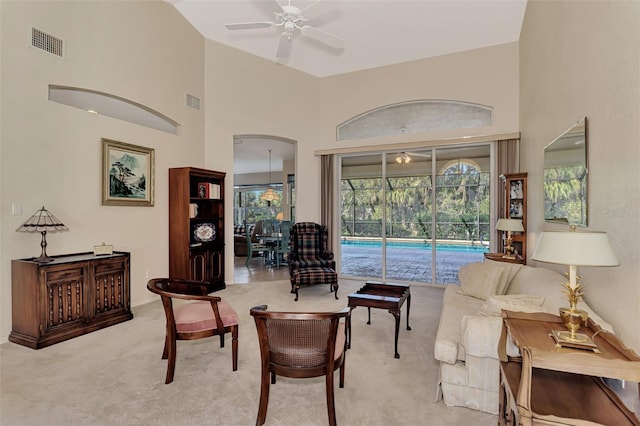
[339,243,486,284]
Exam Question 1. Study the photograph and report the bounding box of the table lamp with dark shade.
[532,227,618,345]
[16,206,68,263]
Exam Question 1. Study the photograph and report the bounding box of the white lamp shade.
[532,231,619,266]
[495,218,524,232]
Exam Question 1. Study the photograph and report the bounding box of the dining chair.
[146,278,238,384]
[274,220,291,267]
[246,220,269,266]
[250,304,350,426]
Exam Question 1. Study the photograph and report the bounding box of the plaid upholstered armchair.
[288,222,338,301]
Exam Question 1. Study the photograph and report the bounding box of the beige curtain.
[495,138,520,252]
[320,154,335,252]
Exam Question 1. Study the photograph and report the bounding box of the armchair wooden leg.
[339,361,345,388]
[165,336,177,384]
[326,371,337,426]
[219,334,225,348]
[256,368,271,426]
[231,325,238,371]
[162,334,169,360]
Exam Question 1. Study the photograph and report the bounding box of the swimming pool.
[340,239,489,253]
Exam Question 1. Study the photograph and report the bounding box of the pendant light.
[260,149,281,203]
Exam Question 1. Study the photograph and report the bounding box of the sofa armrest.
[462,314,534,360]
[461,315,505,360]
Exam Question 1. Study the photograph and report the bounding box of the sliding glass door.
[339,144,490,285]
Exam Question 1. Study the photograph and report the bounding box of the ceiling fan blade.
[407,152,432,158]
[276,35,292,58]
[225,22,274,31]
[300,25,344,49]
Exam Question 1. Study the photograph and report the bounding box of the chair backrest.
[262,219,280,236]
[290,222,329,261]
[147,278,225,331]
[250,305,349,372]
[278,221,292,252]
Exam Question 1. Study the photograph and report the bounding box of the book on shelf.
[197,182,220,199]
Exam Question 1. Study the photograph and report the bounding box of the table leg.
[346,313,352,349]
[367,307,371,325]
[391,309,400,359]
[406,293,412,331]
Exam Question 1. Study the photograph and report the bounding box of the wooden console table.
[498,311,640,425]
[10,252,133,349]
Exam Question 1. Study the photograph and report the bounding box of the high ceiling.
[171,0,527,78]
[172,0,528,174]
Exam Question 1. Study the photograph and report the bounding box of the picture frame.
[102,138,155,206]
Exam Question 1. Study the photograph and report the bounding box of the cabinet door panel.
[92,259,128,317]
[41,265,86,334]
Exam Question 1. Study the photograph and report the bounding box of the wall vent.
[186,93,201,110]
[31,27,64,58]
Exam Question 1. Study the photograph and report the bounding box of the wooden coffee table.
[347,281,411,359]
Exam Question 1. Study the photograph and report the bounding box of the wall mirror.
[543,117,588,226]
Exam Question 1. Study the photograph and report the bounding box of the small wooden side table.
[484,252,525,264]
[498,311,640,425]
[347,281,411,359]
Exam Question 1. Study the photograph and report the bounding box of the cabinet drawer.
[43,266,85,282]
[93,258,126,275]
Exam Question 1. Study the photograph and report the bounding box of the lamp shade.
[16,206,68,232]
[532,230,618,266]
[495,218,524,233]
[16,206,68,263]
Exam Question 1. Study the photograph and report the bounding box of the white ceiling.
[171,0,527,78]
[174,0,528,174]
[234,136,296,175]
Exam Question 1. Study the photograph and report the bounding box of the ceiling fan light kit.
[225,0,344,58]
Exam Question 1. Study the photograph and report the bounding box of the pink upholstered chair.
[147,278,238,384]
[250,304,350,426]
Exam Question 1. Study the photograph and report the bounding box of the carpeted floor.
[0,279,495,425]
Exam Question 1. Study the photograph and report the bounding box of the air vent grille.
[186,93,201,110]
[32,27,64,58]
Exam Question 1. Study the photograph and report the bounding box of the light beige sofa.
[434,260,612,414]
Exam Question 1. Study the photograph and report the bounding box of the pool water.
[340,239,489,253]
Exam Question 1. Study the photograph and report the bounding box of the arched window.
[337,100,492,141]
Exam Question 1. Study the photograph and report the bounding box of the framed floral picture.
[102,138,155,206]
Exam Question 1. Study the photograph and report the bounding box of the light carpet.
[0,279,495,425]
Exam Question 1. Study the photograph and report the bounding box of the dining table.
[257,233,283,266]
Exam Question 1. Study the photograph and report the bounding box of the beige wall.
[205,41,520,279]
[0,1,205,339]
[520,0,640,353]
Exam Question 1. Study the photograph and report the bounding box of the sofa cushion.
[484,260,523,294]
[478,294,549,317]
[457,262,505,300]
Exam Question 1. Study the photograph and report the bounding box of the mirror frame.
[543,117,588,226]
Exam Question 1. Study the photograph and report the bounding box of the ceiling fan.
[224,0,344,58]
[395,152,431,164]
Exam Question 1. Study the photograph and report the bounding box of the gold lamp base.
[553,306,598,350]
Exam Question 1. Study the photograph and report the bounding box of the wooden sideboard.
[10,252,133,349]
[498,311,640,425]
